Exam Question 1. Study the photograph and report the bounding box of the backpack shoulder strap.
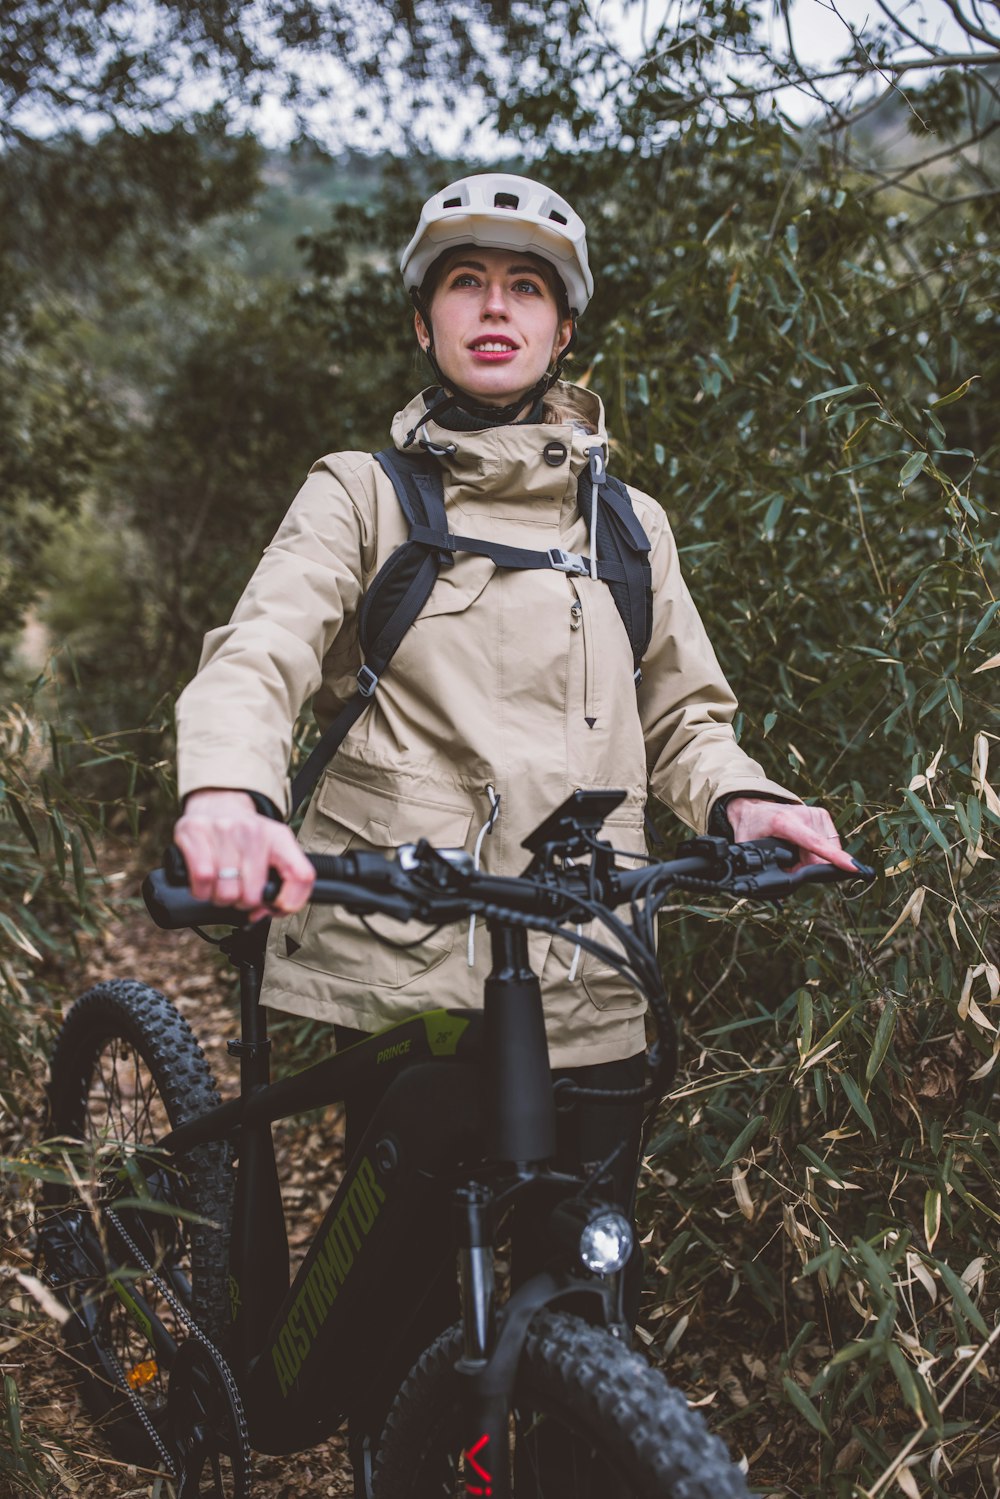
[373,447,449,536]
[289,449,447,814]
[578,454,654,677]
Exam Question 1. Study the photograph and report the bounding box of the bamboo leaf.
[929,375,979,408]
[888,1342,921,1418]
[938,1262,989,1337]
[866,1004,897,1084]
[3,1374,23,1455]
[782,1375,831,1439]
[719,1114,768,1170]
[840,1074,877,1138]
[899,451,928,486]
[877,886,926,948]
[0,913,42,961]
[9,796,40,855]
[901,791,953,856]
[798,1144,847,1187]
[967,600,1000,648]
[806,382,867,404]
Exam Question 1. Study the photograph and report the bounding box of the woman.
[173,171,854,1308]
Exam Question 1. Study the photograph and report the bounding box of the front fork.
[455,1182,508,1499]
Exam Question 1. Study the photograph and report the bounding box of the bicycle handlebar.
[143,835,874,935]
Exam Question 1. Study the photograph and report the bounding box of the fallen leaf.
[663,1312,690,1356]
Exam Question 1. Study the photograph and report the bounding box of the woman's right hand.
[173,789,316,919]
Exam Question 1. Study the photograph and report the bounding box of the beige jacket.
[176,384,796,1066]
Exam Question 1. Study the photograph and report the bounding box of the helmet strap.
[404,289,578,448]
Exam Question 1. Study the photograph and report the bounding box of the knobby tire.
[42,979,233,1464]
[372,1308,752,1499]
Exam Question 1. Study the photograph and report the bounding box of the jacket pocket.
[579,808,648,1012]
[276,770,474,990]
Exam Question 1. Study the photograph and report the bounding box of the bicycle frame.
[150,915,627,1494]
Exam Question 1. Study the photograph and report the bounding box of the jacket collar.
[389,382,608,508]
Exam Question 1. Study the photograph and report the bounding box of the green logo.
[422,1011,470,1056]
[270,1154,387,1397]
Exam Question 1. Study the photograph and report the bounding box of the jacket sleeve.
[635,496,799,834]
[175,457,372,815]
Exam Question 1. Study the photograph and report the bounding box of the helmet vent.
[549,210,567,224]
[494,192,520,209]
[443,196,462,208]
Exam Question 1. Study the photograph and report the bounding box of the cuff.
[707,790,797,840]
[180,789,285,822]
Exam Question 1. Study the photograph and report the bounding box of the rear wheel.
[41,979,233,1465]
[372,1308,752,1498]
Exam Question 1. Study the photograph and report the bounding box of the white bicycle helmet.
[401,172,593,316]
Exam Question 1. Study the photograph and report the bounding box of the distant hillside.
[203,146,392,280]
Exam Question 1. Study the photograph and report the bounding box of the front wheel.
[371,1309,752,1498]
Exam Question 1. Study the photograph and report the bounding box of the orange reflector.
[126,1359,158,1389]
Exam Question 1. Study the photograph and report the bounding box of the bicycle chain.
[104,1205,252,1494]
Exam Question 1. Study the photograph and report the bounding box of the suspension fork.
[455,1182,508,1499]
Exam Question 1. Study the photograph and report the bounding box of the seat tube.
[483,920,556,1164]
[230,946,271,1090]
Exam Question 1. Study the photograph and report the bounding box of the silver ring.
[217,867,240,881]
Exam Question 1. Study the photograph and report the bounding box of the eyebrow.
[446,258,547,279]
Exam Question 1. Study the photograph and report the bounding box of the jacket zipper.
[570,582,597,727]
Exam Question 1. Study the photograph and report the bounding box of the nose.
[481,278,510,319]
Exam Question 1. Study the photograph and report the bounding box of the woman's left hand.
[725,797,858,874]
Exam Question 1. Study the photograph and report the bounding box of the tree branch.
[939,0,1000,48]
[870,0,945,54]
[857,117,1000,198]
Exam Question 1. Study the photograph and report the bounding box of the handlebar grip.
[142,867,245,930]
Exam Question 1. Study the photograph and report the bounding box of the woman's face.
[415,247,573,410]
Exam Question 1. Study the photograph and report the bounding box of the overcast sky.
[246,0,980,153]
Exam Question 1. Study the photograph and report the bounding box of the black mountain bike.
[39,789,869,1497]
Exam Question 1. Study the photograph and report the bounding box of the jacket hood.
[389,381,608,507]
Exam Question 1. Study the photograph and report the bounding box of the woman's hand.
[725,797,858,874]
[174,789,316,919]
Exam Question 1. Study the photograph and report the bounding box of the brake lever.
[729,859,875,902]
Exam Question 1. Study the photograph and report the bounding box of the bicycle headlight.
[550,1198,634,1276]
[578,1212,633,1274]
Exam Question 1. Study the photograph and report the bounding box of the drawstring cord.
[565,856,583,981]
[467,785,502,966]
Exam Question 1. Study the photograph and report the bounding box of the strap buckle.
[357,665,379,698]
[547,547,589,577]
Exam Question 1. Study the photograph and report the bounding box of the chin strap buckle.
[548,547,590,577]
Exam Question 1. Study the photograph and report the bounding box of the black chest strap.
[290,446,652,815]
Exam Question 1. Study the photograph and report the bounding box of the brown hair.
[540,390,596,431]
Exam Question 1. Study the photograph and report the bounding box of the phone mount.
[520,789,627,877]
